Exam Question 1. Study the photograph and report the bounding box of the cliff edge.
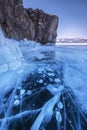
[0,0,58,43]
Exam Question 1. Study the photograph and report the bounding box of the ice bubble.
[38,68,44,73]
[54,78,61,83]
[44,83,47,85]
[47,73,55,77]
[57,102,63,109]
[56,111,62,123]
[69,120,72,124]
[49,78,53,82]
[38,71,42,74]
[26,90,32,95]
[17,86,21,90]
[14,95,19,99]
[14,99,20,106]
[20,89,26,95]
[38,79,44,84]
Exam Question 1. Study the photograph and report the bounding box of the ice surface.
[0,27,87,129]
[30,92,62,130]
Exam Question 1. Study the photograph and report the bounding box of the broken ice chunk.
[14,99,20,106]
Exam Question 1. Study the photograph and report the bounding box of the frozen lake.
[0,32,87,130]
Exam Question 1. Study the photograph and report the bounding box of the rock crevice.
[0,0,58,43]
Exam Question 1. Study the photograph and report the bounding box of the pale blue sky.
[23,0,87,38]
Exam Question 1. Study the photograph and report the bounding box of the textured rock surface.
[0,0,58,43]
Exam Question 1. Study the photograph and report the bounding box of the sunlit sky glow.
[23,0,87,39]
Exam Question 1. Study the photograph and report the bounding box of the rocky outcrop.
[0,0,58,43]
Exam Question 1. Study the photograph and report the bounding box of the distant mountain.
[57,38,87,43]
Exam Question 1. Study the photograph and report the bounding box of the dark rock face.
[0,0,58,43]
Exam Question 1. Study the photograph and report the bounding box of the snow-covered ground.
[0,27,87,130]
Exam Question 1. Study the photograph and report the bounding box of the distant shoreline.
[56,43,87,45]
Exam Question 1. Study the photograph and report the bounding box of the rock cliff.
[0,0,58,43]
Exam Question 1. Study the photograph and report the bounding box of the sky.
[23,0,87,39]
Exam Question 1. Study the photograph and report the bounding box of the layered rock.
[0,0,58,43]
